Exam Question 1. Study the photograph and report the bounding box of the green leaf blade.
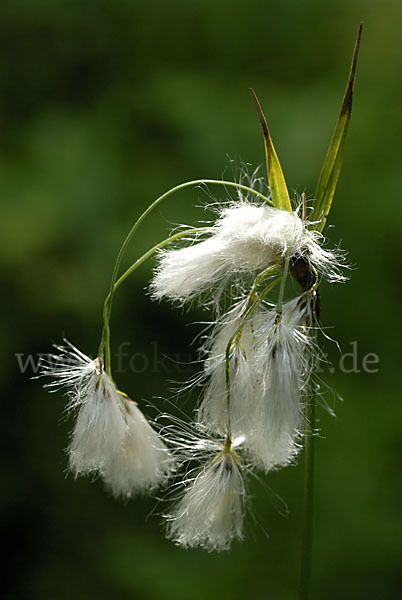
[250,88,292,212]
[310,23,363,232]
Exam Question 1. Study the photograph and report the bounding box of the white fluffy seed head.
[40,342,174,495]
[151,200,344,304]
[217,203,303,267]
[68,371,128,476]
[39,345,129,474]
[240,297,313,471]
[245,340,303,471]
[198,297,314,471]
[39,340,101,410]
[198,298,262,435]
[166,449,245,552]
[151,235,228,303]
[101,397,175,498]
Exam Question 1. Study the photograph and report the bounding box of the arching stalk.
[98,178,273,373]
[98,226,213,373]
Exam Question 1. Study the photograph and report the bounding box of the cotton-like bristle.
[244,297,313,470]
[198,299,261,436]
[217,203,303,266]
[167,450,245,552]
[101,398,175,498]
[151,200,344,304]
[198,297,314,471]
[245,342,303,470]
[151,235,229,302]
[39,341,100,410]
[68,373,128,476]
[40,342,174,495]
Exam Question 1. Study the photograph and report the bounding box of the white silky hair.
[39,340,101,410]
[244,296,313,471]
[40,342,174,493]
[198,297,314,471]
[40,344,130,474]
[166,450,245,552]
[219,203,346,282]
[197,298,261,435]
[68,371,129,475]
[151,201,344,303]
[39,343,127,474]
[150,234,229,304]
[101,396,175,498]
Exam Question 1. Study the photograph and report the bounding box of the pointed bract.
[311,24,362,231]
[250,88,292,212]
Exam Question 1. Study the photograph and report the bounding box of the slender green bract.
[310,24,362,232]
[250,88,292,212]
[298,28,362,597]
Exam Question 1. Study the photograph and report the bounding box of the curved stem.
[246,263,281,308]
[98,226,213,373]
[114,226,213,290]
[98,178,272,371]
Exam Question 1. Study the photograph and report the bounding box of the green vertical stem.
[299,387,316,600]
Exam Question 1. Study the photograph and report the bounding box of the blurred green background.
[1,1,401,598]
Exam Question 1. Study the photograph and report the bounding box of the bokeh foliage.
[1,1,401,599]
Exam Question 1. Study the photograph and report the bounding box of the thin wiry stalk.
[299,300,319,599]
[98,226,213,374]
[98,179,273,373]
[299,390,316,600]
[113,227,213,290]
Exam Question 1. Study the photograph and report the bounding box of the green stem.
[299,296,319,600]
[114,227,212,290]
[98,226,213,374]
[246,263,281,308]
[299,390,316,600]
[98,178,272,372]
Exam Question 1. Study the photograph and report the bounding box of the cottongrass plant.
[160,419,248,551]
[151,200,344,304]
[37,25,361,600]
[41,341,174,498]
[197,295,317,472]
